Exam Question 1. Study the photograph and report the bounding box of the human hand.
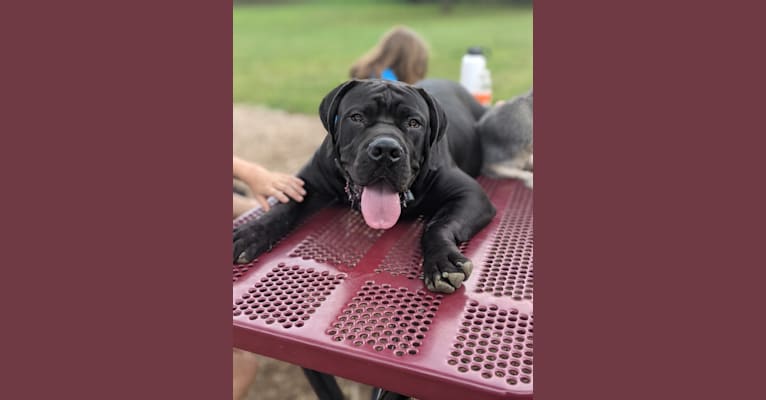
[235,161,306,212]
[233,193,259,219]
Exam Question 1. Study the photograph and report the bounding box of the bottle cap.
[466,47,484,55]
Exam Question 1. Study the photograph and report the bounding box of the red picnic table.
[233,177,533,400]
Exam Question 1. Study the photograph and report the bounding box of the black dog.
[233,79,495,294]
[414,78,488,177]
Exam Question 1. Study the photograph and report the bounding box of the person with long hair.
[349,26,429,84]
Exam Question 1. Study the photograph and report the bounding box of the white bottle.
[476,68,493,106]
[460,47,492,106]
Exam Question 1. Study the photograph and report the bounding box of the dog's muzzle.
[366,136,403,164]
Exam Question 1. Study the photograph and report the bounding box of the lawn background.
[234,1,533,114]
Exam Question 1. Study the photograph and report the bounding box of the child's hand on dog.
[233,156,306,212]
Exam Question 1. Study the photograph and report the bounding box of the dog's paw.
[232,222,271,264]
[422,250,474,294]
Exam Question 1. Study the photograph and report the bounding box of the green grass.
[234,2,532,114]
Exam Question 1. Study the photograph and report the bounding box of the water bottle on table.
[460,47,493,106]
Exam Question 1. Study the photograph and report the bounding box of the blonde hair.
[349,26,429,84]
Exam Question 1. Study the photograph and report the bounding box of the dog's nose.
[367,137,403,163]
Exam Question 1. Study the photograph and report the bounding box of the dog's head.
[319,79,447,229]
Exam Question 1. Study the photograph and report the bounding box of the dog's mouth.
[339,150,418,230]
[359,180,401,229]
[344,178,415,230]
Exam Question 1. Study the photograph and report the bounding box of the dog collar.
[401,190,415,207]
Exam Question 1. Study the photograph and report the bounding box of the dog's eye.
[408,119,421,128]
[349,113,364,123]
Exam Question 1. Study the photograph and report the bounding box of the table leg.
[302,368,344,400]
[371,387,411,400]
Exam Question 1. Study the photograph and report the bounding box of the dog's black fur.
[414,78,488,176]
[233,79,495,293]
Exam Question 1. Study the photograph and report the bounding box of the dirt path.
[233,104,325,173]
[234,104,373,400]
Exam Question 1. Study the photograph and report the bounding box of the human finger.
[271,188,290,203]
[289,176,305,187]
[254,195,270,212]
[279,183,305,203]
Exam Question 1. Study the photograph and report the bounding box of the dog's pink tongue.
[360,183,401,229]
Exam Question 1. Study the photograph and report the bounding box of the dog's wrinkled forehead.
[338,80,429,116]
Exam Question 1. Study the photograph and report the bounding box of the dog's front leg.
[420,172,496,293]
[233,191,333,264]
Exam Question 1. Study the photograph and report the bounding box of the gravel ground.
[233,104,324,173]
[234,104,374,400]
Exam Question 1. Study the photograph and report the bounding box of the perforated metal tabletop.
[233,177,533,399]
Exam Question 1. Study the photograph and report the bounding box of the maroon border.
[4,0,765,399]
[536,1,764,399]
[2,1,231,398]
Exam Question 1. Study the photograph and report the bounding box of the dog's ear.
[415,87,448,171]
[319,80,361,141]
[415,87,448,146]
